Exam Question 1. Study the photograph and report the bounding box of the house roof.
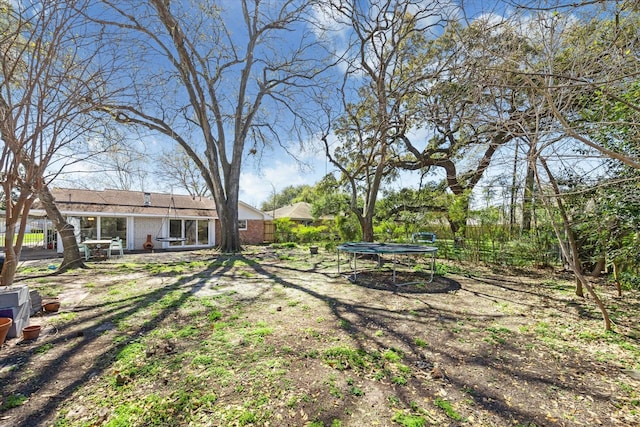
[272,202,332,222]
[272,202,313,221]
[42,188,217,218]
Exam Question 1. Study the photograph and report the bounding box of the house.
[30,188,272,253]
[272,202,332,226]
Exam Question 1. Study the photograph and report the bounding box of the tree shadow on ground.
[0,258,234,426]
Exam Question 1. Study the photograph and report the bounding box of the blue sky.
[45,0,607,212]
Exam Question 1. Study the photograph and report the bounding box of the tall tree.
[92,0,332,252]
[491,5,622,328]
[321,0,449,241]
[394,17,540,239]
[0,0,115,285]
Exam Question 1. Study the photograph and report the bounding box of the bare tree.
[155,148,210,199]
[514,1,640,169]
[0,0,117,285]
[492,5,620,328]
[321,0,450,241]
[90,0,333,252]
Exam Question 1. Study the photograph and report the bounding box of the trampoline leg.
[353,253,357,282]
[393,254,396,286]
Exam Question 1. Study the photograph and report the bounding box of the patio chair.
[78,243,90,261]
[107,238,124,258]
[411,232,436,244]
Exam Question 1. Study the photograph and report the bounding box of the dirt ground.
[0,247,639,426]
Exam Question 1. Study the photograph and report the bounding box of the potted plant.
[0,317,13,347]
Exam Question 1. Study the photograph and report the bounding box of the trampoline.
[337,242,438,286]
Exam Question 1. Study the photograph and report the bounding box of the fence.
[0,217,55,249]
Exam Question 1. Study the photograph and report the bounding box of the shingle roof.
[44,188,217,218]
[272,202,313,221]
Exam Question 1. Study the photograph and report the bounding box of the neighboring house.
[272,202,333,226]
[29,188,272,253]
[272,202,315,226]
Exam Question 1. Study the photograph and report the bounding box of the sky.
[48,0,510,210]
[42,0,608,213]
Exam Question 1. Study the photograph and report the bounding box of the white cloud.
[239,159,329,209]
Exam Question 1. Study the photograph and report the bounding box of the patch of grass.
[338,319,350,329]
[485,326,511,345]
[34,343,54,354]
[349,386,364,396]
[383,348,403,362]
[176,325,199,338]
[495,301,516,314]
[48,312,78,325]
[34,283,64,298]
[413,337,428,348]
[2,393,27,410]
[392,375,408,385]
[208,309,223,322]
[434,397,465,421]
[391,411,427,427]
[323,346,368,370]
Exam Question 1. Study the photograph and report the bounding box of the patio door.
[168,219,209,246]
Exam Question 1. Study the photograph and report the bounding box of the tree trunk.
[1,192,34,287]
[509,139,520,236]
[522,152,535,234]
[360,217,374,242]
[612,260,623,297]
[447,193,470,247]
[590,256,606,278]
[38,185,85,271]
[537,157,611,330]
[215,198,241,253]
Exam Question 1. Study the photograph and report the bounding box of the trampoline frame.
[337,242,438,286]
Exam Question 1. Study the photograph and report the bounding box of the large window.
[168,219,209,246]
[78,216,127,244]
[169,219,183,246]
[80,217,97,240]
[198,221,209,244]
[101,217,127,244]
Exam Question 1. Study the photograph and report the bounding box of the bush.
[293,225,328,243]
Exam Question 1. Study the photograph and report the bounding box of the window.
[185,220,196,245]
[167,219,210,246]
[101,217,127,244]
[238,219,247,230]
[169,219,182,246]
[80,217,97,240]
[197,221,209,245]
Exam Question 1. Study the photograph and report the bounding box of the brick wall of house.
[242,220,265,244]
[214,220,265,245]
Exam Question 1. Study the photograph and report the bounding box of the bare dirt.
[0,247,639,426]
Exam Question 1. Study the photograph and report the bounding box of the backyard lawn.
[0,246,638,426]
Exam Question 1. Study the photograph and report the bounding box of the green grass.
[413,337,428,347]
[433,397,465,421]
[391,411,427,427]
[485,326,511,345]
[34,343,54,354]
[323,346,368,370]
[1,394,27,410]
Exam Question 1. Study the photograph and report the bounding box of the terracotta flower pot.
[43,301,60,313]
[22,325,42,340]
[0,318,12,347]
